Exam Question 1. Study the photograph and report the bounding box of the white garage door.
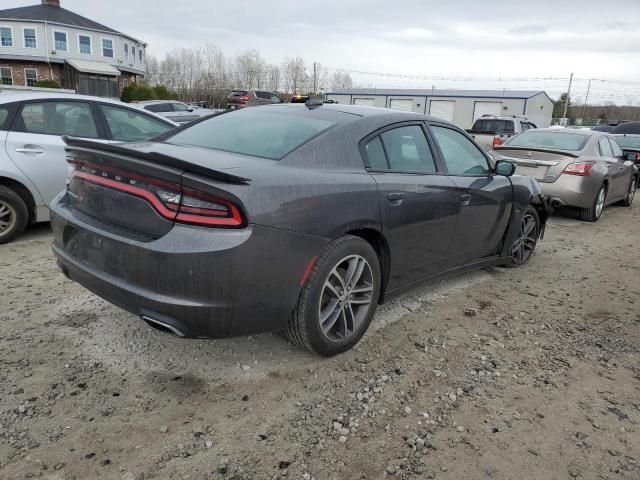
[389,99,413,112]
[353,97,375,107]
[473,101,503,121]
[429,100,455,122]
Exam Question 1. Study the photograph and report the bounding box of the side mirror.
[187,108,194,112]
[495,160,516,177]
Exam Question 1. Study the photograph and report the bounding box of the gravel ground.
[1,205,639,480]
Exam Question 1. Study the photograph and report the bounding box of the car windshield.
[505,131,588,151]
[471,119,514,134]
[164,107,339,159]
[614,136,640,149]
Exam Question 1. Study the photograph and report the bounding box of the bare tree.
[330,71,354,91]
[282,57,309,94]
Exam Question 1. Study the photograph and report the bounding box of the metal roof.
[66,58,121,76]
[327,88,549,100]
[0,3,144,43]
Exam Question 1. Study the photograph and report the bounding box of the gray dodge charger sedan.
[51,102,549,356]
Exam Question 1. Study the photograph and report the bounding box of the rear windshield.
[164,107,340,159]
[471,119,514,134]
[614,136,640,149]
[505,131,589,151]
[230,90,248,96]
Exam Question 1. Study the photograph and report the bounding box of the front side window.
[377,125,437,173]
[79,35,91,54]
[0,67,12,85]
[102,38,114,57]
[100,104,172,142]
[23,28,37,48]
[17,101,98,137]
[24,68,37,87]
[54,31,67,51]
[431,125,491,176]
[1,27,13,47]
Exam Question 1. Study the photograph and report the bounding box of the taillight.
[238,96,250,102]
[492,136,503,147]
[635,153,640,162]
[563,162,593,176]
[68,161,245,228]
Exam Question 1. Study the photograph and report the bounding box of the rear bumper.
[539,174,601,209]
[51,194,328,338]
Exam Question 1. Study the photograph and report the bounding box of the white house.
[0,0,146,97]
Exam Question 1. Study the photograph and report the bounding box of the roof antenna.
[305,97,323,110]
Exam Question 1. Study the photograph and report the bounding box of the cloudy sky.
[7,0,640,103]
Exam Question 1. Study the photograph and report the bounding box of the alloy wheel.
[318,254,374,342]
[0,200,16,239]
[595,187,606,218]
[511,213,537,264]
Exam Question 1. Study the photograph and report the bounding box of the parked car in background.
[492,129,638,222]
[0,92,178,244]
[291,95,310,103]
[612,121,640,135]
[467,115,537,151]
[138,100,220,124]
[51,103,549,357]
[612,134,640,177]
[226,90,285,109]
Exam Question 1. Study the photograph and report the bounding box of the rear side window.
[16,101,98,138]
[608,138,623,157]
[166,108,338,159]
[365,136,388,169]
[100,104,172,142]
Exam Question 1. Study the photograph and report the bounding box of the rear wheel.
[579,184,606,222]
[507,206,539,267]
[619,177,636,207]
[0,186,29,245]
[286,235,381,357]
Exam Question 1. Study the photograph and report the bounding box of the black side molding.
[62,136,251,185]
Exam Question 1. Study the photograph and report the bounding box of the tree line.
[141,44,354,107]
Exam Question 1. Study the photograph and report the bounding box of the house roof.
[327,88,550,100]
[66,58,121,76]
[0,3,130,38]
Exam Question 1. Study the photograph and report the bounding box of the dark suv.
[226,90,285,109]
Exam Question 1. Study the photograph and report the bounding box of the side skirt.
[382,255,508,303]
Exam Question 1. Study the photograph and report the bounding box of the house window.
[102,38,113,57]
[132,46,135,62]
[124,43,128,58]
[79,35,91,54]
[0,67,12,85]
[25,68,37,87]
[54,31,67,51]
[139,48,143,63]
[23,28,37,48]
[0,27,13,47]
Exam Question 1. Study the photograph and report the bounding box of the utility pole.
[580,78,591,126]
[313,62,317,94]
[562,72,573,126]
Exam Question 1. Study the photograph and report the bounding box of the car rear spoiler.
[62,136,251,185]
[492,145,580,158]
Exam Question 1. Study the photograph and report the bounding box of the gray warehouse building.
[325,89,554,129]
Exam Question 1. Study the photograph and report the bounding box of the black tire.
[579,184,606,222]
[619,177,637,207]
[0,186,29,245]
[506,205,540,268]
[286,235,381,357]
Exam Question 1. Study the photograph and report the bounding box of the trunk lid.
[492,147,579,183]
[63,138,250,239]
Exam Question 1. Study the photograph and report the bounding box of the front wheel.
[286,235,381,357]
[0,186,29,245]
[506,206,540,267]
[619,177,637,207]
[580,185,606,222]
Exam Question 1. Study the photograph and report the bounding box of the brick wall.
[0,60,62,87]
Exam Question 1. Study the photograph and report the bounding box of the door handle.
[460,194,472,206]
[386,192,404,205]
[16,146,44,154]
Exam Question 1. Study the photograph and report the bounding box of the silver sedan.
[492,128,638,221]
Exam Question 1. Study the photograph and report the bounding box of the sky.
[6,0,640,103]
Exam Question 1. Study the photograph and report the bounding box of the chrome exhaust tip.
[141,315,186,337]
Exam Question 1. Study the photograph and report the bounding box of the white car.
[137,100,221,124]
[0,91,178,244]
